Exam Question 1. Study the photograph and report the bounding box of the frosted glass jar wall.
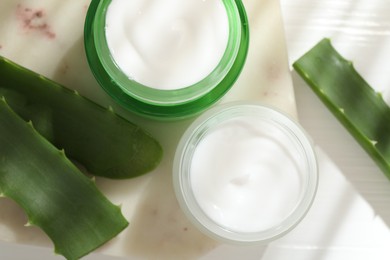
[173,102,318,244]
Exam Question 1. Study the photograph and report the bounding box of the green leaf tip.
[24,221,34,227]
[293,38,390,180]
[370,140,378,147]
[376,91,384,100]
[59,148,66,156]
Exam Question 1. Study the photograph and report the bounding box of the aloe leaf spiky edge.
[0,97,129,260]
[0,55,163,179]
[293,38,390,179]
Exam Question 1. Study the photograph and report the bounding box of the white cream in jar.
[105,0,229,90]
[173,103,318,243]
[190,116,302,233]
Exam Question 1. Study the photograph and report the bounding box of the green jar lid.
[84,0,249,120]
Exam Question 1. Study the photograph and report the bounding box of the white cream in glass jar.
[173,102,318,244]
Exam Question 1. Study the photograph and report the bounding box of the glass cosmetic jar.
[173,102,318,244]
[84,0,249,120]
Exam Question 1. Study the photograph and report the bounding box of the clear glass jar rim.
[173,102,318,244]
[93,0,243,105]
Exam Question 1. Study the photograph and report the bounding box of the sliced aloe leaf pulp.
[293,38,390,180]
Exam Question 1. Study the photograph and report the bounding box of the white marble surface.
[273,0,390,259]
[0,0,295,259]
[2,0,390,259]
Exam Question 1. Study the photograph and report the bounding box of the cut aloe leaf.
[293,38,390,179]
[0,97,128,260]
[0,56,162,179]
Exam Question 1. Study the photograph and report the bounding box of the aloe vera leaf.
[293,38,390,179]
[0,56,162,179]
[0,97,128,260]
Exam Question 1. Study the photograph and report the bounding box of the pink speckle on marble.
[83,4,89,13]
[266,63,282,81]
[59,62,70,75]
[15,4,56,39]
[263,90,279,97]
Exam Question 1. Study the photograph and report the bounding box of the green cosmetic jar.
[84,0,249,120]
